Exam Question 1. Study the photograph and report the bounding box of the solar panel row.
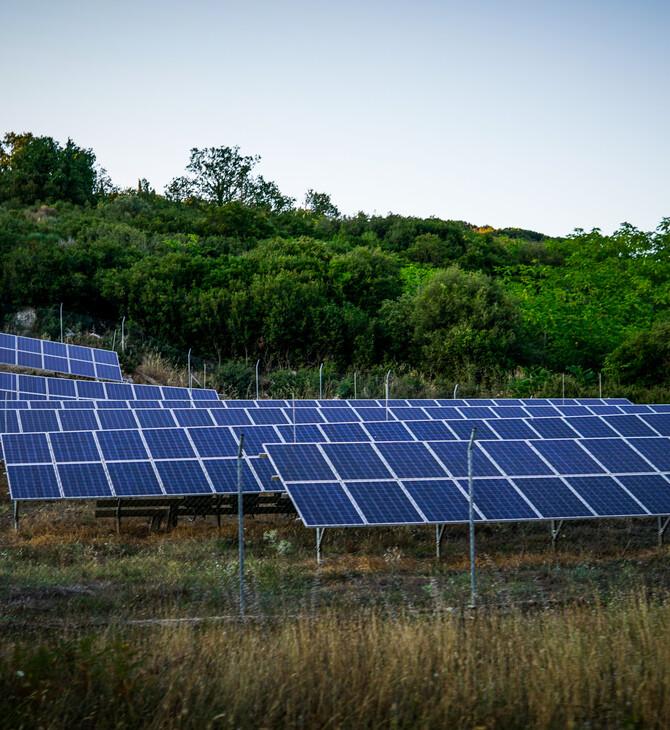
[265,440,670,527]
[0,332,123,381]
[0,372,219,401]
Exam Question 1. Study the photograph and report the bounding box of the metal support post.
[319,362,324,400]
[237,434,245,617]
[13,501,19,531]
[354,371,357,400]
[599,372,603,399]
[116,498,122,533]
[121,316,126,352]
[292,393,296,443]
[550,519,564,551]
[255,359,260,400]
[658,516,670,548]
[316,527,325,565]
[188,349,192,389]
[204,363,207,390]
[562,373,565,400]
[59,303,63,343]
[436,524,446,559]
[385,369,391,421]
[453,383,458,399]
[468,428,477,608]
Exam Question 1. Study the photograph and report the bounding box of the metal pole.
[255,359,260,400]
[562,373,565,400]
[453,383,458,399]
[293,392,296,443]
[385,369,391,421]
[203,363,206,390]
[468,427,477,608]
[237,434,245,617]
[121,316,126,353]
[354,371,357,400]
[319,362,324,400]
[188,349,192,390]
[59,303,63,343]
[599,372,602,399]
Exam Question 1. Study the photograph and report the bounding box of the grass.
[2,495,670,727]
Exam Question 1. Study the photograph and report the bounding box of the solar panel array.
[0,333,123,381]
[0,371,220,402]
[265,437,670,527]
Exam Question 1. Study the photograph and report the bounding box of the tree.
[0,132,96,205]
[166,145,293,212]
[304,189,340,217]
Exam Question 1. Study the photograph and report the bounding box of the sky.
[1,0,668,237]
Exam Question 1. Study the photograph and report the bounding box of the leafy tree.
[304,189,340,217]
[605,320,670,386]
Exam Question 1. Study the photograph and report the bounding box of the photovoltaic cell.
[276,424,325,445]
[320,422,370,442]
[107,461,163,496]
[488,419,538,440]
[603,415,658,437]
[7,464,61,499]
[345,481,424,524]
[641,413,670,436]
[58,462,112,498]
[57,410,99,432]
[428,441,502,478]
[248,408,289,425]
[187,427,238,458]
[287,483,364,526]
[2,433,51,464]
[565,417,619,438]
[97,410,138,430]
[566,476,648,516]
[528,418,580,439]
[203,459,261,493]
[322,442,392,480]
[405,420,457,441]
[480,441,554,477]
[19,411,60,433]
[375,442,447,479]
[446,419,500,441]
[50,431,100,463]
[231,425,281,455]
[354,407,393,422]
[627,438,670,471]
[363,421,414,441]
[143,429,196,459]
[265,443,335,482]
[580,439,655,473]
[616,474,670,515]
[156,460,212,495]
[403,480,471,522]
[457,478,538,520]
[511,477,593,518]
[97,430,148,460]
[531,440,605,475]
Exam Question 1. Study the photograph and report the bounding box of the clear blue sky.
[2,0,668,237]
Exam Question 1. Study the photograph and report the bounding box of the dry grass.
[1,597,669,728]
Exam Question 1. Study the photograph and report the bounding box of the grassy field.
[1,489,670,727]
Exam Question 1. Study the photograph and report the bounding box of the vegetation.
[1,131,669,395]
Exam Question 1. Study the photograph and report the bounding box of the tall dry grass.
[2,594,669,728]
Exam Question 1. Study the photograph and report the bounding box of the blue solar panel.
[143,429,195,459]
[58,410,99,432]
[248,455,281,490]
[266,443,335,481]
[429,441,502,478]
[588,405,624,416]
[566,476,648,516]
[354,407,393,422]
[134,409,176,428]
[531,440,605,475]
[641,413,670,436]
[457,478,538,520]
[187,427,238,458]
[17,351,43,369]
[287,483,364,526]
[363,421,414,441]
[107,461,163,496]
[276,423,325,444]
[322,442,393,480]
[565,416,619,438]
[406,420,458,441]
[173,410,216,428]
[616,474,670,515]
[2,433,51,464]
[345,481,424,524]
[0,410,20,433]
[162,387,191,400]
[556,406,591,417]
[390,407,427,421]
[521,405,561,417]
[403,480,471,522]
[97,430,148,460]
[7,464,61,499]
[321,408,360,423]
[203,458,262,493]
[407,399,438,407]
[231,425,281,455]
[97,410,138,430]
[446,419,500,440]
[375,441,447,479]
[58,462,113,498]
[627,438,670,471]
[528,418,580,439]
[579,439,654,473]
[248,408,289,425]
[491,407,528,419]
[320,422,370,442]
[489,419,539,440]
[286,407,325,424]
[604,415,658,437]
[481,441,555,476]
[225,400,256,408]
[50,431,100,463]
[156,460,212,495]
[19,410,60,433]
[211,409,253,426]
[511,477,593,518]
[19,374,47,394]
[105,383,134,400]
[0,348,15,365]
[618,405,654,414]
[70,359,96,378]
[48,379,77,398]
[78,381,106,399]
[318,400,350,408]
[424,407,464,420]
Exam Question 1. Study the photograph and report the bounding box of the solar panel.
[565,476,648,516]
[288,483,364,526]
[510,477,594,518]
[345,481,424,524]
[479,441,555,477]
[402,480,471,522]
[321,442,392,480]
[455,478,539,520]
[375,441,446,479]
[0,332,123,381]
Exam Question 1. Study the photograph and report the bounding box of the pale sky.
[1,0,668,237]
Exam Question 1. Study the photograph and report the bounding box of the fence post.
[238,434,245,617]
[468,427,477,608]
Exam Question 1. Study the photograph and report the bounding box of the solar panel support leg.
[216,496,222,529]
[116,499,122,533]
[436,524,446,559]
[13,501,19,532]
[550,520,564,551]
[658,516,670,548]
[316,528,325,565]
